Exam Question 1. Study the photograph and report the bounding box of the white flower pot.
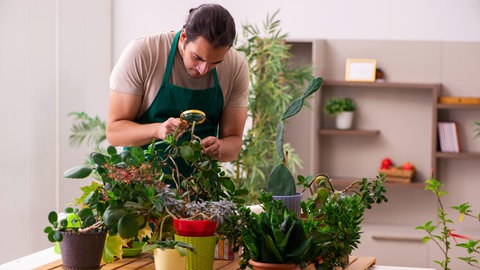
[335,111,354,130]
[154,248,187,270]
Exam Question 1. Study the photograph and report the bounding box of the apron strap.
[162,31,181,85]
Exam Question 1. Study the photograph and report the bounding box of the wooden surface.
[34,253,376,270]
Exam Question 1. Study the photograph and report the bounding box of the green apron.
[137,30,224,179]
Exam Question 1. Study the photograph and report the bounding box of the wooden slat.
[346,257,376,270]
[34,254,376,270]
[32,259,63,270]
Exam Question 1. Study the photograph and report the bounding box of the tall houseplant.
[232,10,314,204]
[267,77,323,216]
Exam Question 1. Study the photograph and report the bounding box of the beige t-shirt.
[109,31,249,118]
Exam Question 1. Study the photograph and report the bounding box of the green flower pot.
[174,234,216,270]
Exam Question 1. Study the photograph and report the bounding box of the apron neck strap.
[163,30,182,85]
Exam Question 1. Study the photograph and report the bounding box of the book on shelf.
[437,122,460,153]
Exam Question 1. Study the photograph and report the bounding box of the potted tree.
[323,97,356,129]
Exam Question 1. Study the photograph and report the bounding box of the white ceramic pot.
[335,111,354,129]
[154,248,187,270]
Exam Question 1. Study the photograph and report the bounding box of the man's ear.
[180,29,187,43]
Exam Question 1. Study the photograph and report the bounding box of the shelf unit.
[317,80,441,185]
[436,102,480,160]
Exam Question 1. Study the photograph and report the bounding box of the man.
[106,4,249,165]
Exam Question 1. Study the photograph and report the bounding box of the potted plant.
[46,118,245,269]
[323,97,356,129]
[300,174,388,269]
[44,207,107,270]
[238,192,316,270]
[238,77,388,269]
[143,239,195,270]
[44,144,178,267]
[266,77,323,216]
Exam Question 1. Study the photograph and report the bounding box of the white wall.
[0,0,111,264]
[111,0,480,59]
[1,0,479,265]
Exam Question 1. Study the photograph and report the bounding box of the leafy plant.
[266,77,322,196]
[232,10,314,204]
[142,240,195,257]
[323,97,356,116]
[239,192,315,269]
[416,177,480,270]
[474,121,480,139]
[68,111,106,147]
[47,121,245,263]
[44,206,103,243]
[301,174,388,269]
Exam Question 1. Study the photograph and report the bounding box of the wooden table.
[34,253,376,270]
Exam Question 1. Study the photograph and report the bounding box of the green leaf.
[281,98,304,121]
[90,152,107,166]
[275,122,285,161]
[107,145,117,155]
[281,77,322,121]
[53,231,63,242]
[267,164,296,196]
[63,165,93,179]
[48,211,58,225]
[179,146,195,162]
[103,234,124,263]
[130,146,145,162]
[264,235,283,263]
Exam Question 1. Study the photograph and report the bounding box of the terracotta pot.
[59,231,106,270]
[249,259,300,270]
[173,218,217,236]
[153,248,187,270]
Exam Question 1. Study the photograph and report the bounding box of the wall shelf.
[317,80,439,184]
[436,151,480,159]
[318,129,380,136]
[437,103,480,110]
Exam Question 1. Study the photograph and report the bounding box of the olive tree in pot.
[267,77,323,216]
[323,97,356,130]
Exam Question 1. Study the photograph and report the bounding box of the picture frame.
[345,59,377,82]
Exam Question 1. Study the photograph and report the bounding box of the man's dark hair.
[184,4,236,48]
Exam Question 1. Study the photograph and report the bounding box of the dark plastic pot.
[173,218,218,236]
[59,231,106,270]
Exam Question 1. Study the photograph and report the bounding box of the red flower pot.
[173,218,218,236]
